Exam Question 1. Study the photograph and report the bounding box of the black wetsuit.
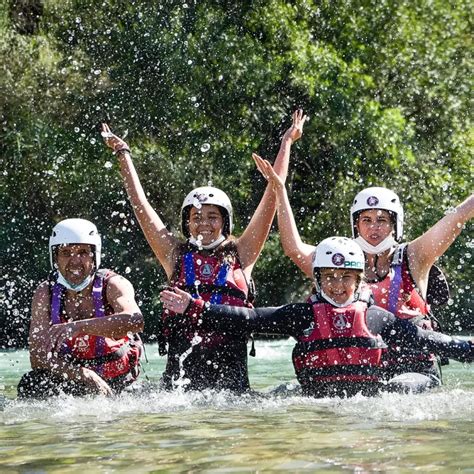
[191,300,472,397]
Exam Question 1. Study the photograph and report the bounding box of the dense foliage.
[1,0,472,347]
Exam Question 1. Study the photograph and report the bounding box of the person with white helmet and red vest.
[101,110,307,392]
[17,219,144,398]
[160,236,473,397]
[250,155,474,387]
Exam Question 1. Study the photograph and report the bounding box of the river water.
[1,339,473,472]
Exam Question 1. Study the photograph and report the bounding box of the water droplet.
[125,267,131,274]
[89,138,96,145]
[104,161,113,169]
[74,127,80,133]
[200,143,210,153]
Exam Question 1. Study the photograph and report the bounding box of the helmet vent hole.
[209,193,214,197]
[391,199,396,203]
[325,251,332,255]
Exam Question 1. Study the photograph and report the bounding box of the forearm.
[380,316,472,362]
[410,193,474,269]
[70,312,144,339]
[190,300,310,336]
[117,152,153,211]
[277,187,315,278]
[244,137,295,242]
[273,136,293,178]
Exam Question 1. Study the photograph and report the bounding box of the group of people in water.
[18,110,474,399]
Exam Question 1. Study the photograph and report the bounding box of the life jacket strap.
[297,336,383,353]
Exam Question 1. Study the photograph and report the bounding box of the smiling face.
[356,209,394,246]
[55,244,95,285]
[319,268,361,305]
[188,204,224,245]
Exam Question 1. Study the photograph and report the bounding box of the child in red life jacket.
[17,219,144,399]
[161,237,473,398]
[251,154,474,384]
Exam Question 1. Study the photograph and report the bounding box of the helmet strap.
[56,271,94,292]
[354,235,397,255]
[189,234,225,250]
[320,289,355,308]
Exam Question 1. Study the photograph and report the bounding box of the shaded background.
[1,0,472,347]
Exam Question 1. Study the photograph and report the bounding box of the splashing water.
[172,334,203,391]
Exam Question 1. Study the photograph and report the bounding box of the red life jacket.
[364,245,437,372]
[162,244,251,349]
[293,299,384,387]
[366,244,431,322]
[50,270,141,382]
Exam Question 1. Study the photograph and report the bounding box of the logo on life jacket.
[332,253,345,266]
[75,336,90,353]
[333,313,349,331]
[367,196,379,206]
[200,263,215,278]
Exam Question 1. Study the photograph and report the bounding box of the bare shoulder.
[29,281,52,341]
[32,281,51,306]
[104,272,140,314]
[106,273,136,297]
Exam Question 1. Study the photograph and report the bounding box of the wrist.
[114,147,131,156]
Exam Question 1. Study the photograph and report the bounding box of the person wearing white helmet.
[101,110,307,392]
[161,236,473,397]
[17,219,144,398]
[251,155,474,386]
[349,186,474,379]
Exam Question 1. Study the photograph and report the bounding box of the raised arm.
[253,155,315,278]
[407,193,474,297]
[101,124,179,278]
[236,110,307,274]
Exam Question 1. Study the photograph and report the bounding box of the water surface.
[1,340,473,472]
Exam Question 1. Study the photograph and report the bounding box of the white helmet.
[312,237,365,272]
[181,186,233,238]
[49,218,102,269]
[350,186,404,241]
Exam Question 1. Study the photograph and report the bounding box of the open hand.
[80,368,113,396]
[283,109,308,143]
[160,287,192,314]
[101,123,130,154]
[252,153,285,193]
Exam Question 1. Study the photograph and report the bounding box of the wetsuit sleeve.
[367,306,473,362]
[195,303,313,337]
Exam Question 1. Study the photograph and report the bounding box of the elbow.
[284,246,303,264]
[131,312,145,333]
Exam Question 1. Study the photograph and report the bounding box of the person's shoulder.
[33,280,51,298]
[101,270,135,294]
